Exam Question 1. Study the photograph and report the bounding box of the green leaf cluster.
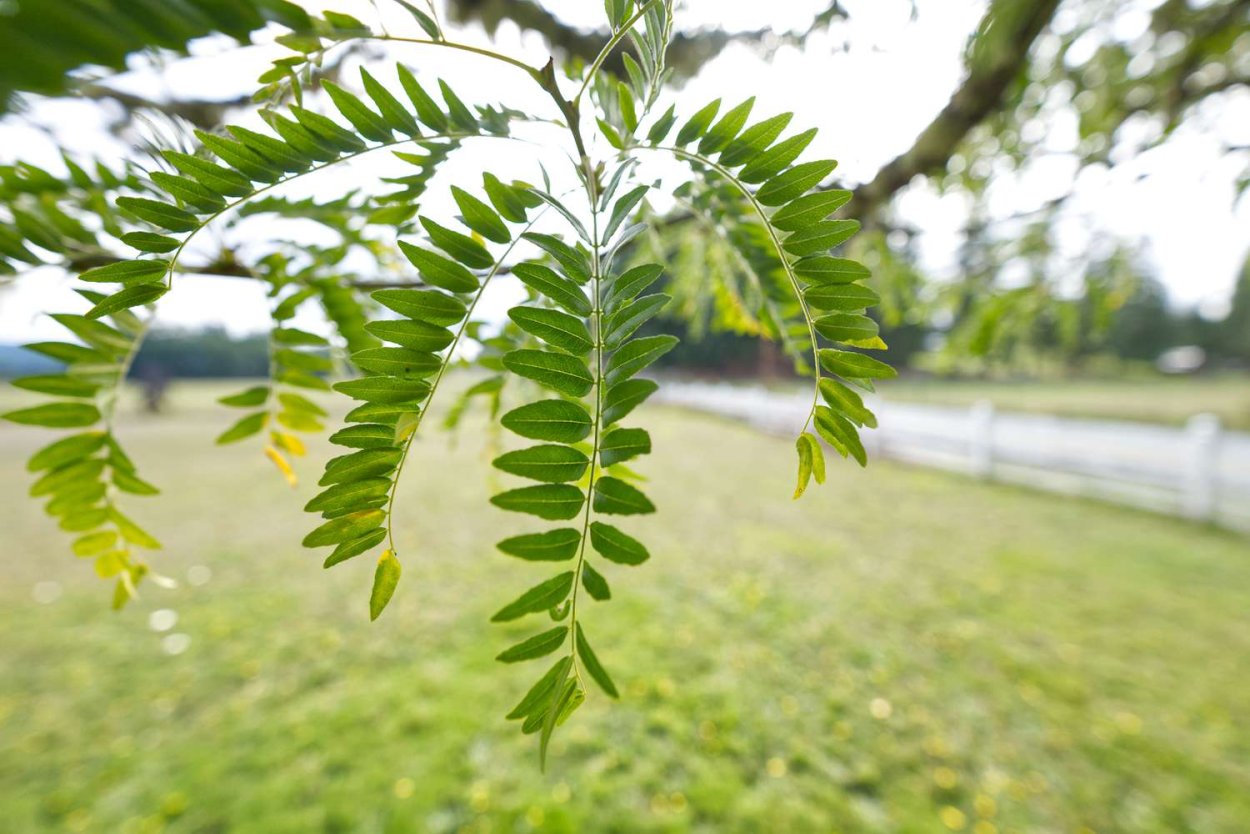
[488,177,674,764]
[2,303,161,607]
[301,176,537,617]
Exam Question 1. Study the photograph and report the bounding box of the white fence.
[654,381,1250,533]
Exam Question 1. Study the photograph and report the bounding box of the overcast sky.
[1,0,1247,342]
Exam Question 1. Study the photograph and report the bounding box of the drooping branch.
[852,0,1061,217]
[447,0,806,81]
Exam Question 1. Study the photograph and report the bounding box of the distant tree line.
[3,267,1245,382]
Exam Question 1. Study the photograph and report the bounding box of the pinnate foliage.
[0,0,891,766]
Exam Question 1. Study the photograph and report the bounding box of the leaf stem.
[566,162,605,691]
[162,130,492,291]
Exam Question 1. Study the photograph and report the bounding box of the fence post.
[1183,413,1221,522]
[969,399,995,479]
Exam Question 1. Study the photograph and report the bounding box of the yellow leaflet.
[271,430,307,457]
[394,411,421,442]
[264,444,299,487]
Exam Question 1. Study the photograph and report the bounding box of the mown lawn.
[876,374,1250,430]
[1,380,1247,833]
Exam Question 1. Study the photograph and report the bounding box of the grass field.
[875,374,1250,431]
[1,380,1248,833]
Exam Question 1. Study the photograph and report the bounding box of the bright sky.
[1,0,1247,342]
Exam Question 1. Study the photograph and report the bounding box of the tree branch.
[447,0,802,80]
[852,0,1061,217]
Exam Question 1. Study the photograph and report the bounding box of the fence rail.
[654,381,1250,533]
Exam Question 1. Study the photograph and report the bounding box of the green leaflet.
[581,563,610,600]
[588,521,649,565]
[333,377,431,405]
[420,217,493,269]
[491,484,586,520]
[304,478,392,516]
[604,334,678,385]
[452,186,510,243]
[227,125,311,173]
[756,159,838,206]
[818,348,896,380]
[119,232,180,253]
[646,104,678,144]
[720,112,793,167]
[492,572,575,622]
[493,445,590,483]
[323,80,392,142]
[215,411,267,444]
[4,402,101,428]
[27,432,106,472]
[805,283,880,312]
[497,626,568,663]
[739,128,818,183]
[522,233,591,284]
[483,173,531,223]
[86,284,168,319]
[397,242,479,293]
[195,130,283,182]
[814,313,879,345]
[329,424,399,449]
[364,319,454,352]
[303,509,386,548]
[815,406,867,467]
[360,67,420,136]
[373,289,467,326]
[602,378,658,426]
[513,262,592,316]
[530,189,591,243]
[698,97,754,155]
[675,98,720,146]
[438,79,478,131]
[290,106,366,153]
[501,400,593,443]
[599,427,650,467]
[794,256,872,285]
[820,378,878,428]
[352,348,442,379]
[782,219,860,256]
[508,307,593,355]
[592,476,655,515]
[793,433,815,499]
[498,529,582,562]
[603,264,663,312]
[575,623,619,698]
[162,150,254,196]
[507,656,572,720]
[79,259,168,285]
[51,315,130,353]
[325,528,388,568]
[319,448,403,486]
[11,375,99,398]
[217,385,266,407]
[150,170,227,211]
[603,185,647,243]
[603,293,669,348]
[397,65,449,131]
[772,189,853,231]
[369,550,402,620]
[502,350,594,397]
[265,113,339,162]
